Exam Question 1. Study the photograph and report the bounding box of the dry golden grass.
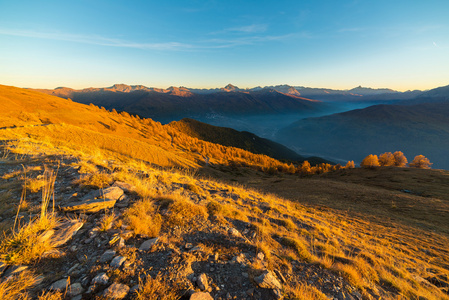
[155,193,208,227]
[287,282,329,300]
[98,210,115,232]
[134,273,180,300]
[124,198,161,237]
[0,270,39,300]
[0,167,58,265]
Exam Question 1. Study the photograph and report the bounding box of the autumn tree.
[393,151,408,167]
[360,154,380,168]
[378,152,395,166]
[345,160,355,168]
[300,161,312,175]
[409,155,432,169]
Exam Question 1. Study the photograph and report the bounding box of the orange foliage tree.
[378,152,395,166]
[393,151,408,167]
[360,154,380,168]
[409,155,433,169]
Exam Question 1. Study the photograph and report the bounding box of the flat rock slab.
[99,250,116,263]
[60,186,124,213]
[3,265,28,279]
[50,220,84,247]
[83,186,124,202]
[110,256,127,268]
[103,283,130,300]
[60,198,117,213]
[92,273,109,285]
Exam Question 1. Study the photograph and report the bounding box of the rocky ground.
[0,154,366,300]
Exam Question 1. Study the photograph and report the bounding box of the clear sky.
[1,0,448,91]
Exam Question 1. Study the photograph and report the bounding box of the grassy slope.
[1,84,449,299]
[0,84,296,172]
[169,118,305,162]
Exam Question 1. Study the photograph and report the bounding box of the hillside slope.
[277,102,449,169]
[0,84,448,299]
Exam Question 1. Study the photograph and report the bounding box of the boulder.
[68,282,84,297]
[197,273,208,291]
[254,270,282,289]
[103,283,130,300]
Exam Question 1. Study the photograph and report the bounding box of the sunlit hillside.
[0,84,448,300]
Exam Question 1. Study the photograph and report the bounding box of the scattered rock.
[185,243,193,249]
[112,181,136,193]
[49,278,69,291]
[190,291,214,300]
[3,265,28,278]
[86,186,124,202]
[228,228,242,237]
[100,250,116,263]
[110,256,127,268]
[103,283,130,300]
[139,237,159,251]
[254,270,282,289]
[272,288,283,299]
[256,252,265,261]
[92,273,109,285]
[197,273,208,291]
[68,282,84,297]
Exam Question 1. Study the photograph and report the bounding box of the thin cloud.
[0,28,194,51]
[0,28,302,51]
[210,24,268,35]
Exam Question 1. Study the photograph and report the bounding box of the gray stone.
[254,270,282,289]
[49,278,69,291]
[139,237,159,251]
[83,186,124,202]
[99,250,116,263]
[228,228,242,237]
[190,292,214,300]
[112,181,136,193]
[50,220,84,247]
[197,273,208,291]
[110,256,127,268]
[103,283,130,299]
[68,282,84,297]
[71,295,83,300]
[256,252,265,260]
[92,273,109,285]
[3,265,28,278]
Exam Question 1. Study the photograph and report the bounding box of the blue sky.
[1,0,448,91]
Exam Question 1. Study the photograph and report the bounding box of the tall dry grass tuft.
[0,270,39,300]
[156,194,208,227]
[287,282,329,300]
[0,166,59,265]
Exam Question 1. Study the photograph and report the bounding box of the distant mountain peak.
[222,84,239,92]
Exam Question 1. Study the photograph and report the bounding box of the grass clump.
[124,199,161,237]
[281,236,312,262]
[134,273,180,300]
[156,194,208,227]
[98,211,115,232]
[0,270,39,300]
[25,176,45,193]
[74,172,112,189]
